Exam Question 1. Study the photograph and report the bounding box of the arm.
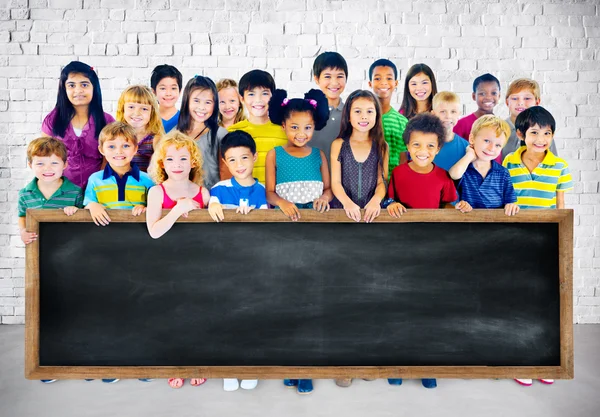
[313,150,333,213]
[265,149,300,221]
[363,144,389,223]
[18,216,37,245]
[448,145,476,180]
[145,185,198,239]
[556,191,565,209]
[330,138,361,222]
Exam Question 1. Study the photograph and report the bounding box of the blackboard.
[25,209,574,379]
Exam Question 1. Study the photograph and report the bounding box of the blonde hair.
[116,85,165,147]
[506,78,541,101]
[27,136,68,163]
[148,130,204,186]
[470,115,511,143]
[216,78,246,126]
[432,91,460,109]
[99,121,138,148]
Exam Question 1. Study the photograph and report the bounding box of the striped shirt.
[83,164,154,209]
[209,177,268,209]
[132,134,155,172]
[503,146,573,209]
[457,161,517,209]
[382,108,408,178]
[18,177,83,217]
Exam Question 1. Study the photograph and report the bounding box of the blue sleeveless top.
[275,146,323,205]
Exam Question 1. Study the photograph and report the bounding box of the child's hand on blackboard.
[387,202,406,218]
[363,198,381,223]
[131,205,146,216]
[20,229,37,245]
[87,202,111,226]
[279,200,301,221]
[208,202,224,222]
[455,200,472,213]
[313,197,330,213]
[236,205,253,215]
[504,203,520,216]
[63,206,78,216]
[343,201,361,222]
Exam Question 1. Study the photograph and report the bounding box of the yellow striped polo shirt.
[83,164,154,209]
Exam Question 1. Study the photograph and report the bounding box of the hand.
[131,205,146,216]
[88,203,111,226]
[363,198,381,223]
[343,201,361,222]
[63,206,78,216]
[174,198,200,217]
[455,200,472,213]
[465,144,477,162]
[236,205,253,215]
[20,229,37,245]
[279,200,301,221]
[312,197,330,213]
[504,203,520,216]
[387,202,406,218]
[208,202,224,222]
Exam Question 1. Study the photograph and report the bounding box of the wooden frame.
[25,208,573,380]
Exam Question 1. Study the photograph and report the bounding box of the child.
[265,89,332,222]
[224,70,287,185]
[177,75,227,190]
[150,64,182,133]
[83,122,154,226]
[216,78,246,129]
[453,73,501,140]
[311,51,348,167]
[399,63,438,119]
[42,61,114,189]
[501,78,558,162]
[146,131,210,239]
[116,85,165,172]
[431,92,469,171]
[448,115,519,216]
[368,58,409,176]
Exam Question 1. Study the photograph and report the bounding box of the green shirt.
[18,177,83,217]
[381,108,408,178]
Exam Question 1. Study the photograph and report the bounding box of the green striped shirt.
[382,108,408,178]
[18,177,83,217]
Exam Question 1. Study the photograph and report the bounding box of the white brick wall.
[1,0,599,324]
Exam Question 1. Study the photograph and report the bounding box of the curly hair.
[402,113,446,149]
[148,130,204,186]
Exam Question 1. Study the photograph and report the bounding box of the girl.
[330,90,389,226]
[216,78,246,129]
[177,76,227,190]
[116,85,165,172]
[265,89,332,223]
[399,63,438,119]
[41,61,114,189]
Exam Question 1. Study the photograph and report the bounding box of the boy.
[150,64,182,133]
[453,73,501,140]
[209,130,268,224]
[311,51,348,166]
[386,113,471,218]
[225,69,287,184]
[84,122,154,226]
[500,78,558,162]
[368,58,409,176]
[431,91,469,171]
[448,115,519,216]
[503,106,572,211]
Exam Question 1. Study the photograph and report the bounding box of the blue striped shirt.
[457,161,517,209]
[209,177,268,209]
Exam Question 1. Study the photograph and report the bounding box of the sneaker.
[102,379,120,384]
[388,378,403,385]
[335,378,352,387]
[422,378,437,389]
[84,379,93,381]
[40,379,57,384]
[539,379,554,385]
[224,378,240,391]
[240,379,258,390]
[515,378,533,386]
[297,379,313,394]
[138,379,153,382]
[283,379,299,388]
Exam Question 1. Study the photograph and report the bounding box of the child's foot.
[539,379,554,385]
[168,378,184,389]
[40,379,57,384]
[335,378,352,387]
[388,378,403,385]
[138,379,153,382]
[101,379,119,384]
[362,378,375,381]
[422,378,437,389]
[84,379,93,381]
[190,378,206,386]
[284,379,299,388]
[223,378,239,391]
[297,379,313,394]
[515,378,533,386]
[240,379,258,390]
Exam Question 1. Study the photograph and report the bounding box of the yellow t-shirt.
[227,120,288,185]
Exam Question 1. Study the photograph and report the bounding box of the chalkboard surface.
[38,221,560,367]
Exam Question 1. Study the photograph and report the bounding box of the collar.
[231,176,258,189]
[102,163,140,181]
[24,176,75,195]
[469,160,501,172]
[513,146,557,165]
[333,99,344,112]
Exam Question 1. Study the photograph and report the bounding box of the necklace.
[194,126,208,140]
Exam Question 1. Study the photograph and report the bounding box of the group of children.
[19,52,573,392]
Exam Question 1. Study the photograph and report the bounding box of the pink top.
[160,184,204,209]
[453,113,478,140]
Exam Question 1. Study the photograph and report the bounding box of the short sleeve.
[17,190,27,217]
[440,174,458,204]
[75,188,84,208]
[104,113,116,124]
[502,170,518,204]
[41,112,54,136]
[83,176,98,206]
[557,162,573,191]
[387,170,396,200]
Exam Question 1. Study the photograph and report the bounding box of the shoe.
[362,378,375,381]
[335,378,352,387]
[168,378,184,389]
[515,378,533,386]
[190,378,206,386]
[101,379,119,384]
[388,378,403,385]
[224,378,239,391]
[422,378,437,389]
[138,379,153,382]
[84,379,93,381]
[240,379,258,390]
[297,379,313,394]
[40,379,57,384]
[539,379,554,385]
[284,379,299,388]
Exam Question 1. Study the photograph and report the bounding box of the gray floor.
[0,325,599,417]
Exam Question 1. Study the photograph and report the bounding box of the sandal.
[168,378,184,389]
[190,378,206,386]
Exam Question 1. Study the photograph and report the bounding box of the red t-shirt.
[387,163,457,208]
[453,113,478,140]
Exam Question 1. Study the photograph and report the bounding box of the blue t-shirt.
[209,177,268,209]
[162,110,180,133]
[433,134,469,171]
[457,161,517,209]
